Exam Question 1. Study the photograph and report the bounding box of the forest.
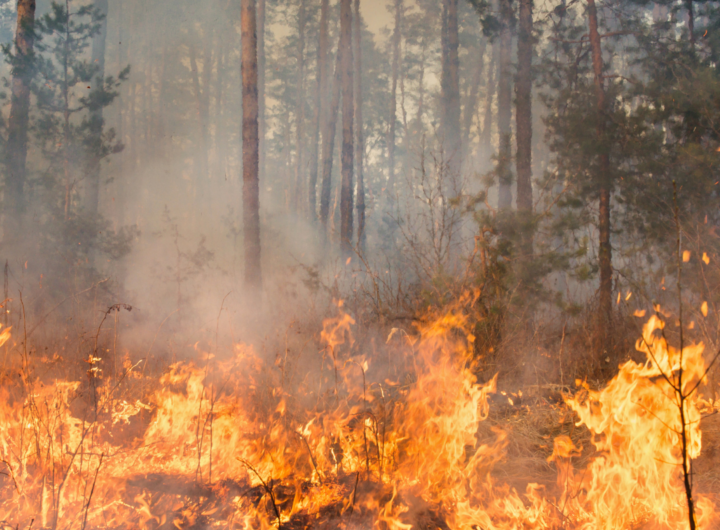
[1,0,720,528]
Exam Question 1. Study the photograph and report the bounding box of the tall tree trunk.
[587,0,612,344]
[189,38,211,205]
[4,0,37,238]
[308,0,330,221]
[84,0,108,216]
[497,0,513,209]
[481,45,497,147]
[215,37,227,179]
[201,26,213,177]
[415,43,426,137]
[339,0,354,253]
[462,40,486,160]
[515,0,533,216]
[387,0,402,195]
[241,0,262,289]
[293,0,308,215]
[354,0,365,249]
[257,0,266,185]
[686,0,694,45]
[441,0,461,183]
[319,39,342,229]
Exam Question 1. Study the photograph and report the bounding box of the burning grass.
[0,296,718,529]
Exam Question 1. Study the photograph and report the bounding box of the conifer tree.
[339,0,354,253]
[4,0,36,238]
[241,0,262,289]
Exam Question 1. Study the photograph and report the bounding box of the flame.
[0,309,716,529]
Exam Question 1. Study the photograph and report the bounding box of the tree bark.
[462,40,486,160]
[481,45,497,147]
[293,0,307,215]
[339,0,354,253]
[387,0,402,195]
[497,0,513,209]
[308,0,330,221]
[84,0,108,216]
[241,0,262,289]
[4,0,36,238]
[587,0,612,339]
[319,38,342,229]
[686,0,694,45]
[354,0,365,249]
[189,39,210,201]
[515,0,532,215]
[441,0,461,183]
[215,37,227,179]
[257,0,266,185]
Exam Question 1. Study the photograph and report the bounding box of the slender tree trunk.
[354,0,365,249]
[257,0,266,185]
[84,0,108,216]
[309,0,330,221]
[587,0,612,341]
[293,0,308,215]
[4,0,37,238]
[201,27,213,175]
[415,44,426,137]
[462,41,486,160]
[339,0,354,253]
[114,0,126,227]
[686,0,694,45]
[241,0,262,289]
[516,0,533,215]
[481,45,497,147]
[319,39,342,228]
[189,40,210,205]
[387,0,402,195]
[215,37,227,178]
[497,0,513,209]
[441,0,461,183]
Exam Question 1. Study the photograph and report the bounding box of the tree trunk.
[415,44,426,137]
[319,38,342,229]
[189,39,210,202]
[257,0,267,185]
[387,0,402,195]
[481,45,497,147]
[686,0,694,45]
[462,40,486,160]
[4,0,37,238]
[587,0,612,342]
[497,0,513,209]
[293,0,308,215]
[515,0,533,215]
[339,0,354,253]
[354,0,365,249]
[215,37,227,179]
[308,0,330,221]
[241,0,262,289]
[441,0,461,183]
[84,0,108,217]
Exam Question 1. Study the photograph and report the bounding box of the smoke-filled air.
[1,0,720,528]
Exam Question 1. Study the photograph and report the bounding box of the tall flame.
[0,309,716,529]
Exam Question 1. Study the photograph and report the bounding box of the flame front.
[0,309,716,529]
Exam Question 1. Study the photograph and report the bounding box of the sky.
[362,0,392,33]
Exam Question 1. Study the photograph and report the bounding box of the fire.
[0,307,716,529]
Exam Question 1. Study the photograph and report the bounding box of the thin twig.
[238,459,281,528]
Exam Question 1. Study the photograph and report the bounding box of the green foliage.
[2,1,132,301]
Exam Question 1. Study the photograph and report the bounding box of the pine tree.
[339,0,354,253]
[241,0,262,289]
[354,0,366,248]
[4,0,36,238]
